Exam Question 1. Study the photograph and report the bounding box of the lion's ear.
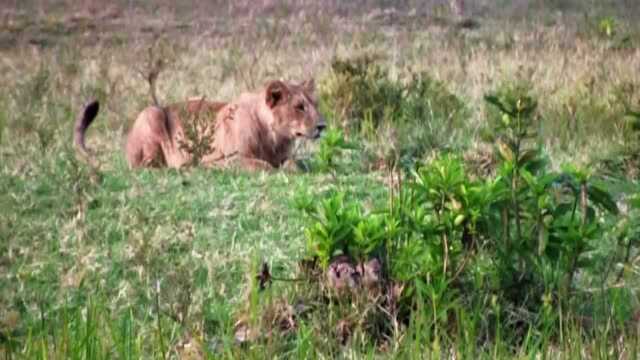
[265,80,289,108]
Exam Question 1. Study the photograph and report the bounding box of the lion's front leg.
[202,153,274,172]
[280,158,301,173]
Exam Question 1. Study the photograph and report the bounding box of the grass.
[2,0,640,358]
[1,144,392,358]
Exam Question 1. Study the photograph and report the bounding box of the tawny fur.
[75,80,325,171]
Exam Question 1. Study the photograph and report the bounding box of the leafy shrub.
[483,82,619,313]
[319,55,403,133]
[298,154,497,331]
[297,191,387,267]
[312,128,357,173]
[319,55,468,166]
[297,78,626,343]
[390,155,496,312]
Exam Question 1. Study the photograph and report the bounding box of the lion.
[74,79,326,170]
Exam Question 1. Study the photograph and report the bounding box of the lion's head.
[263,79,326,140]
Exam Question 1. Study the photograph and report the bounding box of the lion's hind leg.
[126,138,166,168]
[126,106,171,168]
[141,141,167,168]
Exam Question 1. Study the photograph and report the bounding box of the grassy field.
[2,0,640,358]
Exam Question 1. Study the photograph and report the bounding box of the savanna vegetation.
[2,0,640,358]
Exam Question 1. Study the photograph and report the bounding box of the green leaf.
[501,114,511,127]
[630,194,640,209]
[520,169,535,188]
[518,149,539,166]
[588,185,619,215]
[484,95,516,117]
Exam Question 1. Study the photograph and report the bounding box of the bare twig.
[135,33,173,106]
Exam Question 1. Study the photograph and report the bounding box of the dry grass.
[2,0,638,164]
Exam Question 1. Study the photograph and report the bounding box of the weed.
[598,16,617,38]
[312,128,356,173]
[176,98,219,167]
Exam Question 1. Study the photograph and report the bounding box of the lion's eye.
[295,103,305,112]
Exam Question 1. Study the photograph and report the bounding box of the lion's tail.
[74,100,100,160]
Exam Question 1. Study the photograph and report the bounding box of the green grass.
[0,144,394,358]
[2,127,639,359]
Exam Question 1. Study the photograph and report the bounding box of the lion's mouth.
[296,123,325,139]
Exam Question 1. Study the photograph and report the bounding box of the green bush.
[319,55,403,132]
[297,81,627,343]
[482,82,619,314]
[311,128,357,173]
[319,55,468,166]
[296,190,389,267]
[598,16,617,38]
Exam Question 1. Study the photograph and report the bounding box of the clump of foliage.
[297,190,387,267]
[311,128,357,173]
[318,55,403,132]
[319,55,468,166]
[598,16,617,38]
[296,78,628,347]
[484,81,619,315]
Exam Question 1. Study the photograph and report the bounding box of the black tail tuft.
[83,101,100,128]
[74,100,100,158]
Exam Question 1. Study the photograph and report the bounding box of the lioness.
[74,79,326,170]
